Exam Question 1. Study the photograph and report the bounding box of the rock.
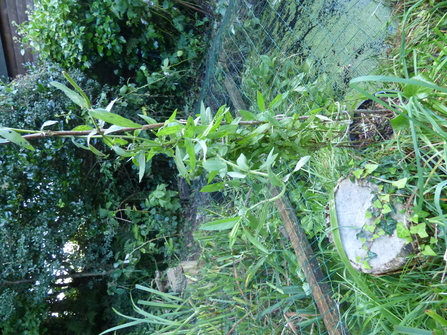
[167,266,187,294]
[166,261,203,293]
[333,178,413,275]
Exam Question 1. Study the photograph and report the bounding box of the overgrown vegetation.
[1,0,213,332]
[95,1,446,334]
[1,0,446,334]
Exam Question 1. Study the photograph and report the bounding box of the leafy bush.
[0,62,108,128]
[0,63,182,334]
[18,0,209,87]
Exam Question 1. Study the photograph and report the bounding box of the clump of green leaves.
[18,0,208,87]
[241,55,339,113]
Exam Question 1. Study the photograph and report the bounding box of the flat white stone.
[334,178,413,274]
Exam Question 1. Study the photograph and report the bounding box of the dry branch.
[0,116,322,145]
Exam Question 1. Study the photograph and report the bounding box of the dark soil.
[349,93,396,148]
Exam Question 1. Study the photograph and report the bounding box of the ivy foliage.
[0,64,181,334]
[18,0,209,86]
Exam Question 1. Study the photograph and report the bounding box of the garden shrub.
[0,62,112,128]
[18,0,209,90]
[0,62,182,334]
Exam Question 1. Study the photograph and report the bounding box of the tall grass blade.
[394,325,437,335]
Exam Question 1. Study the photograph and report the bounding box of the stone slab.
[334,178,413,274]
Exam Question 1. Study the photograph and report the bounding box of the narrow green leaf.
[88,144,106,156]
[200,102,212,125]
[267,166,282,186]
[200,182,224,192]
[257,91,265,112]
[199,217,240,230]
[227,171,246,178]
[206,125,238,139]
[260,147,278,170]
[89,109,142,128]
[174,147,187,177]
[258,202,268,234]
[243,228,270,254]
[72,125,93,131]
[166,109,177,124]
[51,81,87,109]
[137,300,188,309]
[99,320,145,334]
[184,116,195,138]
[268,93,283,109]
[0,127,34,150]
[200,117,215,139]
[71,137,90,150]
[138,151,146,182]
[245,256,266,287]
[224,108,234,123]
[105,98,117,112]
[260,301,284,318]
[195,140,207,160]
[135,284,186,301]
[425,309,447,326]
[157,124,184,136]
[40,120,58,130]
[63,71,91,108]
[284,156,311,183]
[434,180,447,242]
[229,219,241,249]
[104,125,124,135]
[239,110,257,121]
[112,146,135,157]
[394,325,434,335]
[138,114,157,124]
[207,170,219,184]
[184,138,196,172]
[263,112,281,127]
[350,75,447,94]
[110,138,128,146]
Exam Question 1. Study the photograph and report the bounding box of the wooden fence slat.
[272,187,351,335]
[0,0,37,77]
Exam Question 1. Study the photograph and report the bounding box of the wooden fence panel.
[0,0,38,78]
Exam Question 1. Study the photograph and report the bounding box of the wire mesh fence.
[197,0,394,116]
[186,1,398,334]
